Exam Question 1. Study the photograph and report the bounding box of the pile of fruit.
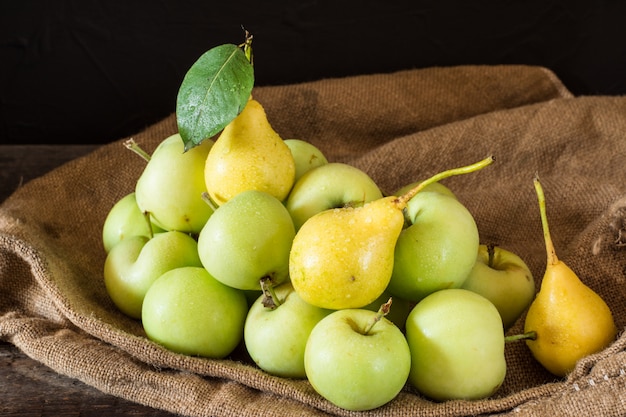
[101,34,617,412]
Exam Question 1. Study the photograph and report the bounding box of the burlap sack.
[1,65,625,417]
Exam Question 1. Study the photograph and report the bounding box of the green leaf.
[176,43,254,151]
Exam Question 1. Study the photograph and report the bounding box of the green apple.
[285,162,383,230]
[405,288,506,401]
[304,308,411,411]
[387,189,479,302]
[284,139,329,183]
[103,231,202,319]
[102,192,165,253]
[197,190,295,291]
[135,133,214,233]
[462,244,535,329]
[244,282,332,379]
[142,266,248,358]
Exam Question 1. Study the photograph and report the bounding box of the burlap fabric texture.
[1,65,625,417]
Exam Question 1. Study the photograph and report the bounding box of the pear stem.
[240,27,254,64]
[123,138,151,162]
[395,155,494,208]
[260,277,281,309]
[504,331,537,343]
[533,175,559,266]
[363,297,393,335]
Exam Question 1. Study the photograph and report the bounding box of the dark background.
[2,1,625,145]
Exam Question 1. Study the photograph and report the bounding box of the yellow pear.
[204,98,296,205]
[290,196,405,310]
[289,156,493,310]
[524,176,617,377]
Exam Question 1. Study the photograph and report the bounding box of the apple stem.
[201,192,219,212]
[486,243,497,268]
[142,211,154,239]
[362,297,392,335]
[533,175,559,266]
[504,331,537,343]
[394,155,495,209]
[123,138,151,162]
[260,277,281,309]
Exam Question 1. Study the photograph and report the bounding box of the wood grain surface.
[0,145,179,416]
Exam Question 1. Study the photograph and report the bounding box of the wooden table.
[0,145,179,416]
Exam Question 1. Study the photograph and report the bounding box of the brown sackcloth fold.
[2,65,626,417]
